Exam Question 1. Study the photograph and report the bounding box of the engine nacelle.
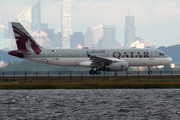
[79,61,97,68]
[79,61,92,67]
[105,61,129,71]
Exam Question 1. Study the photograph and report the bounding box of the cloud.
[41,1,61,28]
[149,1,180,20]
[72,1,150,28]
[0,1,38,22]
[1,0,180,47]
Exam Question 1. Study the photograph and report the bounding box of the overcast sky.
[1,0,180,47]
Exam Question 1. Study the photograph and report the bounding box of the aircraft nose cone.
[166,57,172,64]
[169,57,172,63]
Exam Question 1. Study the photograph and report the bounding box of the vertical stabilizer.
[11,22,42,55]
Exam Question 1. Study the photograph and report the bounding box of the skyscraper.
[53,32,61,48]
[84,27,93,48]
[8,22,16,50]
[124,15,135,48]
[40,23,55,46]
[44,29,54,43]
[31,31,52,48]
[61,0,71,48]
[32,1,41,31]
[70,32,84,48]
[15,7,32,33]
[0,18,5,30]
[92,25,103,47]
[102,25,116,48]
[15,1,41,33]
[0,18,11,51]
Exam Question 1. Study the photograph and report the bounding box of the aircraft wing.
[89,55,121,64]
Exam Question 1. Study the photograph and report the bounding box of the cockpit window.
[159,53,164,56]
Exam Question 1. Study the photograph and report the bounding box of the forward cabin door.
[109,53,112,58]
[149,50,154,60]
[41,49,47,60]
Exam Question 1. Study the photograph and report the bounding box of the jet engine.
[104,61,129,71]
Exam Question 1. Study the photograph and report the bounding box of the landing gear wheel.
[148,70,152,74]
[95,70,101,75]
[148,66,152,74]
[89,70,95,74]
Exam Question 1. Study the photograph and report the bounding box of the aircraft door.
[41,50,47,60]
[149,50,154,60]
[109,53,112,57]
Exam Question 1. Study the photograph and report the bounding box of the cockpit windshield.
[159,53,164,56]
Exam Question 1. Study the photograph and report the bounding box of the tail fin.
[11,22,42,55]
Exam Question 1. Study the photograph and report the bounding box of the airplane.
[8,22,172,75]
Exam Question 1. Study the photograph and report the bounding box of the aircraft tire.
[89,70,94,74]
[95,70,101,75]
[148,71,152,74]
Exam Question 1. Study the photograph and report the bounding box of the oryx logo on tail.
[11,22,42,55]
[25,39,34,53]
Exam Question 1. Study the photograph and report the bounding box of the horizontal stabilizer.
[8,50,32,58]
[16,51,32,55]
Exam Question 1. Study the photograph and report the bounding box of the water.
[0,89,180,120]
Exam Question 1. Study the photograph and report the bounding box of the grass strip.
[1,82,180,89]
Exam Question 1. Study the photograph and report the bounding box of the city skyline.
[1,0,180,47]
[61,0,71,48]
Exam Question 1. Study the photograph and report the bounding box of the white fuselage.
[26,53,172,67]
[21,48,172,72]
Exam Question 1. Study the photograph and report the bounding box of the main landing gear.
[89,69,101,75]
[148,66,152,74]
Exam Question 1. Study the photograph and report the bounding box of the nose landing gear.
[148,71,152,74]
[148,66,152,74]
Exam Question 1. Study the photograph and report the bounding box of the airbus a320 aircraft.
[9,22,172,74]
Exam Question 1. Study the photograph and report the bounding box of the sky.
[1,0,180,47]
